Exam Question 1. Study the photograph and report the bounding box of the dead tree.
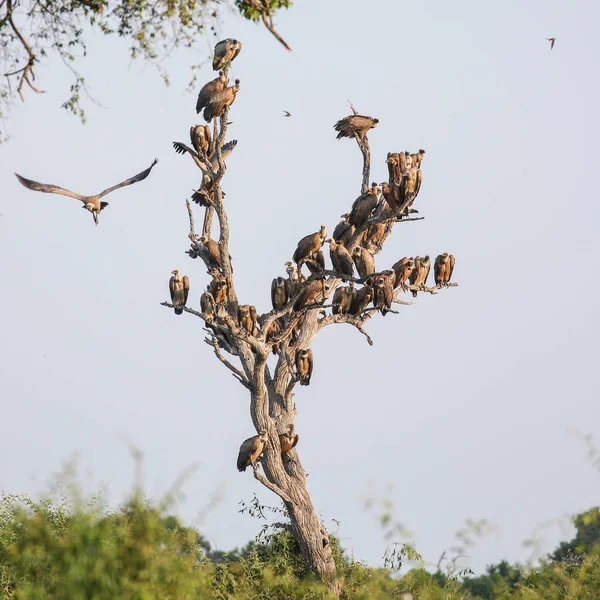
[162,71,458,593]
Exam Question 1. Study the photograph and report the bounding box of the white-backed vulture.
[200,235,223,268]
[334,115,379,140]
[409,256,431,297]
[381,181,401,212]
[237,430,267,472]
[328,238,354,279]
[295,349,313,386]
[293,279,325,310]
[372,271,395,315]
[332,214,352,244]
[209,276,229,304]
[271,276,291,310]
[190,124,213,156]
[332,283,355,315]
[279,424,299,454]
[348,183,380,227]
[434,253,455,287]
[365,221,387,251]
[196,71,228,114]
[169,269,190,315]
[203,80,240,122]
[213,38,242,71]
[305,250,325,274]
[353,246,375,279]
[386,153,406,185]
[238,304,258,335]
[400,167,423,212]
[292,225,327,265]
[350,285,373,315]
[285,261,306,297]
[259,314,283,354]
[391,257,415,291]
[411,149,426,169]
[200,291,216,319]
[15,159,158,226]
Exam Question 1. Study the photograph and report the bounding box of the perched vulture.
[305,250,326,274]
[209,276,229,304]
[381,181,400,212]
[372,271,395,315]
[15,159,158,226]
[293,225,327,265]
[400,167,423,212]
[352,246,375,279]
[196,71,228,114]
[169,269,190,315]
[349,183,380,227]
[391,257,415,290]
[190,124,213,156]
[200,291,216,320]
[259,314,283,354]
[332,214,352,243]
[328,238,354,279]
[200,235,223,268]
[237,430,267,472]
[295,349,314,386]
[213,38,242,71]
[332,283,355,315]
[350,285,373,315]
[386,153,406,185]
[285,261,306,297]
[334,115,379,140]
[279,424,299,454]
[410,149,426,169]
[271,276,291,310]
[409,256,431,297]
[293,279,325,310]
[238,305,258,335]
[203,80,241,122]
[365,221,387,251]
[434,253,455,287]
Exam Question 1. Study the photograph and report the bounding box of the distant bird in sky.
[15,159,158,226]
[283,111,292,117]
[546,37,556,50]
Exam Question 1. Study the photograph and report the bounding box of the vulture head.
[234,79,241,89]
[352,246,362,258]
[386,155,397,165]
[419,149,426,154]
[319,225,327,240]
[276,276,286,287]
[171,269,180,276]
[375,275,386,289]
[298,349,310,359]
[372,118,380,126]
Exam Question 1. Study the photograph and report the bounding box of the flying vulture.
[196,71,228,114]
[546,37,556,50]
[237,430,267,472]
[200,291,216,320]
[328,238,354,279]
[410,149,426,169]
[238,304,258,335]
[434,253,455,287]
[349,183,380,227]
[352,246,375,279]
[293,279,325,311]
[203,80,240,122]
[15,159,158,226]
[350,285,373,315]
[295,349,314,386]
[292,225,327,265]
[283,111,292,117]
[169,269,190,315]
[409,256,431,297]
[213,38,242,71]
[391,257,415,291]
[190,124,213,156]
[372,271,395,315]
[279,424,299,454]
[271,276,291,310]
[334,115,379,140]
[332,283,355,315]
[209,276,229,304]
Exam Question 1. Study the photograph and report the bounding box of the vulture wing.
[448,255,456,281]
[15,173,85,202]
[169,276,176,303]
[182,276,190,306]
[98,159,159,199]
[434,256,442,285]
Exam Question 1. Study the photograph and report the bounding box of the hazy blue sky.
[1,0,599,573]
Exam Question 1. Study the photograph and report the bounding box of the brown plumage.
[332,283,355,315]
[434,253,455,287]
[279,424,299,454]
[380,181,401,211]
[365,221,387,251]
[400,167,423,212]
[305,250,325,274]
[348,183,380,227]
[328,238,354,278]
[386,153,406,185]
[259,315,283,354]
[350,285,373,315]
[334,115,379,140]
[196,71,228,114]
[200,235,222,268]
[332,214,352,243]
[237,430,267,472]
[213,38,242,71]
[203,80,240,122]
[238,305,258,335]
[293,279,325,310]
[271,276,291,310]
[409,256,431,297]
[391,257,415,290]
[209,276,229,304]
[546,37,556,50]
[190,124,213,156]
[200,291,216,319]
[293,225,327,265]
[15,158,158,226]
[169,269,190,315]
[295,349,313,386]
[372,271,395,315]
[352,246,375,279]
[285,261,305,297]
[410,149,426,169]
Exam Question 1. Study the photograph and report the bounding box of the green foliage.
[550,507,600,562]
[235,0,292,23]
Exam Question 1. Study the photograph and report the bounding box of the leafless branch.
[206,336,250,388]
[253,464,292,503]
[185,199,196,238]
[317,313,374,346]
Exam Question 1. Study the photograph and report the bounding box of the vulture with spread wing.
[334,114,379,140]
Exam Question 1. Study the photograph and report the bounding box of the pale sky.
[1,0,599,573]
